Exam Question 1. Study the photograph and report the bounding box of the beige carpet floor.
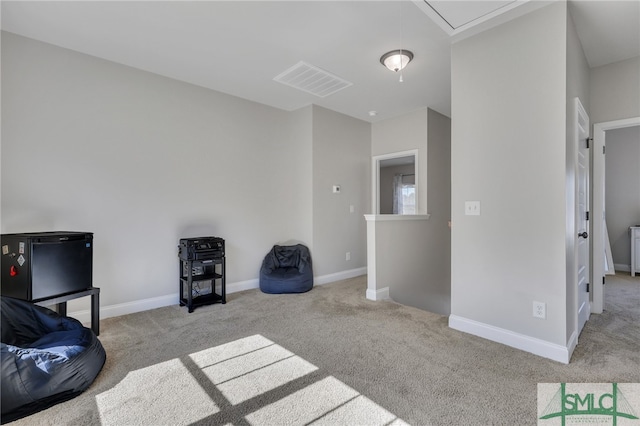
[8,273,639,425]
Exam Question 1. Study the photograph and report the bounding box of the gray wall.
[605,126,640,269]
[1,32,368,313]
[371,108,451,315]
[590,56,640,272]
[287,105,314,246]
[565,8,591,342]
[426,108,451,307]
[372,109,428,214]
[311,105,370,276]
[451,3,569,346]
[590,57,640,124]
[375,217,450,315]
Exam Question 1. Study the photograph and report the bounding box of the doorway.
[591,117,640,314]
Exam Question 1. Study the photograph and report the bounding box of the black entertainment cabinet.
[178,237,225,313]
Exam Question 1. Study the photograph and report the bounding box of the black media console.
[178,237,226,313]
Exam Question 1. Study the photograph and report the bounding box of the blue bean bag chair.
[1,297,106,423]
[260,244,313,294]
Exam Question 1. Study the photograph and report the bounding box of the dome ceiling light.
[380,49,414,82]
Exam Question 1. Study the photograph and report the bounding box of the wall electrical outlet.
[465,201,481,216]
[533,301,546,319]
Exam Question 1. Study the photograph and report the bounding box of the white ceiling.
[422,0,523,31]
[569,0,640,68]
[1,1,638,123]
[428,1,519,29]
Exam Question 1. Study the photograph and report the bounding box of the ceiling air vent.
[273,61,352,98]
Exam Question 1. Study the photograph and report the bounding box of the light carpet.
[8,273,639,425]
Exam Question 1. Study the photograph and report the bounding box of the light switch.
[465,201,480,216]
[332,185,341,193]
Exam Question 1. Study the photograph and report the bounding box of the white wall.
[311,106,370,276]
[451,2,569,358]
[372,108,428,214]
[590,57,640,124]
[1,33,366,316]
[605,126,640,269]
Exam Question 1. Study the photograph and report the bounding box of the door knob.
[578,231,589,239]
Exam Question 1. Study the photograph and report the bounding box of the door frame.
[591,116,640,313]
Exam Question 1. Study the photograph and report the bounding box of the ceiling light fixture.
[380,49,414,73]
[381,3,413,83]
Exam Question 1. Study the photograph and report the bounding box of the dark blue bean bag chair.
[1,297,106,423]
[259,244,313,294]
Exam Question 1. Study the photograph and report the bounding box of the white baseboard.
[366,287,390,301]
[448,315,571,364]
[315,267,367,285]
[227,278,259,293]
[614,263,631,272]
[69,267,367,324]
[69,293,179,325]
[566,330,578,362]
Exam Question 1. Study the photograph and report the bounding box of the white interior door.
[576,99,590,334]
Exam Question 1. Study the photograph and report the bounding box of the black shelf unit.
[178,237,225,313]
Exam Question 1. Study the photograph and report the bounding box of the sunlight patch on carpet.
[245,376,408,426]
[310,394,410,425]
[95,358,218,425]
[95,335,406,425]
[189,334,274,368]
[216,355,318,405]
[195,343,296,385]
